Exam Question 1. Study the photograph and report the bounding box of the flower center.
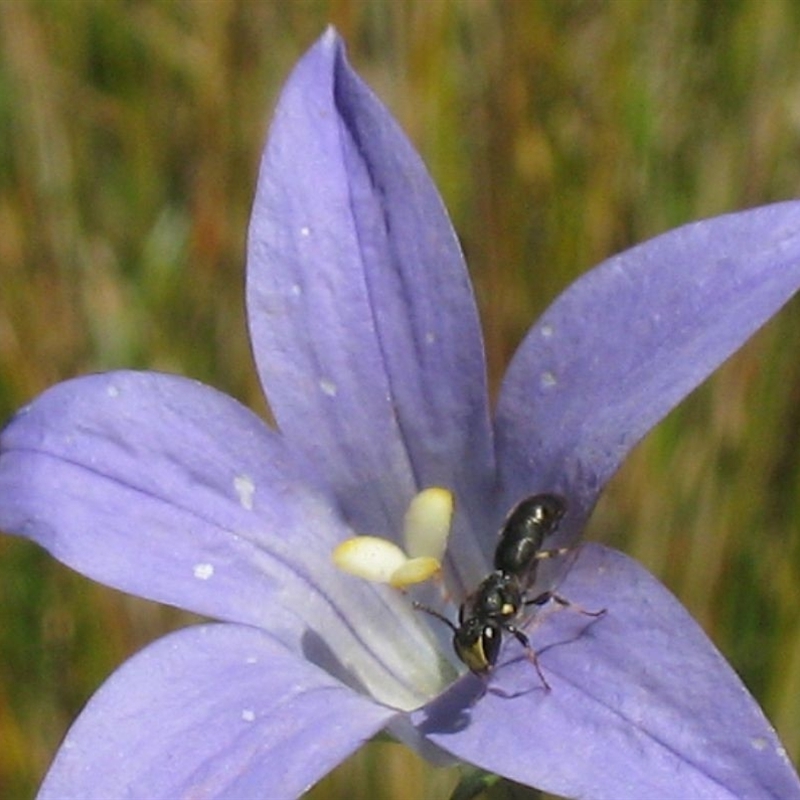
[332,487,454,589]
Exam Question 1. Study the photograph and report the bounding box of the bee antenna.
[412,600,458,634]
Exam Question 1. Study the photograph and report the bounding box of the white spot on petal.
[300,226,311,237]
[290,283,302,296]
[106,385,120,398]
[245,656,258,665]
[540,324,554,339]
[241,709,256,722]
[319,378,337,397]
[424,331,436,345]
[540,371,557,389]
[234,474,255,511]
[193,563,214,580]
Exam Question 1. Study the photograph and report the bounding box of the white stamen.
[403,487,454,561]
[333,536,408,583]
[388,556,441,587]
[332,487,453,589]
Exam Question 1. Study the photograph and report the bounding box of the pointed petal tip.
[321,24,341,47]
[496,200,800,516]
[247,20,493,539]
[306,25,344,66]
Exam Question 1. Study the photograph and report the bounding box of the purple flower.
[2,26,800,799]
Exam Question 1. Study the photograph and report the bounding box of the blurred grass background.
[1,1,800,798]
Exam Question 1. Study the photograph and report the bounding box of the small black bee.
[416,493,602,689]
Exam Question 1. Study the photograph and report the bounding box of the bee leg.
[507,626,550,691]
[525,590,606,618]
[531,546,572,561]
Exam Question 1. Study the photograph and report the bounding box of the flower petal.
[38,624,395,800]
[246,29,494,585]
[0,371,334,627]
[495,202,800,531]
[415,544,800,799]
[0,371,446,709]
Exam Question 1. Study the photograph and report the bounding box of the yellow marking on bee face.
[456,639,490,673]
